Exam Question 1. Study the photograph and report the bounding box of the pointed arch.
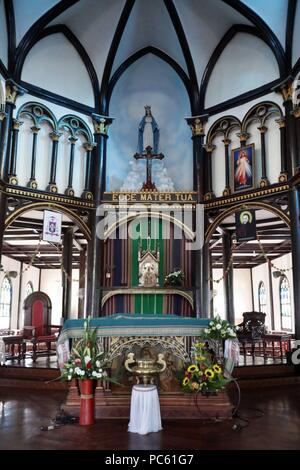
[107,46,195,114]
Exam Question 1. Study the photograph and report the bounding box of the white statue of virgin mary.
[138,106,159,153]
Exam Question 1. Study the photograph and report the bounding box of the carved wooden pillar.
[222,231,234,324]
[222,138,231,196]
[62,229,73,320]
[203,143,215,201]
[81,142,96,200]
[0,80,26,265]
[275,117,288,182]
[8,119,23,185]
[258,125,269,188]
[26,125,40,189]
[186,116,208,318]
[86,115,113,317]
[65,136,78,197]
[292,106,300,174]
[47,130,62,193]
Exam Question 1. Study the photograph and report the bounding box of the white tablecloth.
[128,385,162,435]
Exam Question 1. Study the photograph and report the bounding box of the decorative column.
[257,125,270,188]
[275,80,298,177]
[275,117,288,182]
[0,79,26,181]
[78,247,86,318]
[81,142,96,200]
[47,130,62,193]
[0,80,26,266]
[289,185,300,340]
[202,143,216,201]
[222,231,234,324]
[185,115,207,199]
[65,136,78,197]
[8,119,23,185]
[222,138,231,196]
[86,115,113,317]
[186,116,209,318]
[292,106,300,174]
[27,125,40,189]
[62,229,73,320]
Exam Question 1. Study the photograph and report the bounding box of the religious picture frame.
[231,144,255,192]
[235,209,257,243]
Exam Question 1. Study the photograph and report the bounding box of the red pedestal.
[79,379,95,425]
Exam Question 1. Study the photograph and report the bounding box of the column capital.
[292,106,300,119]
[30,125,40,134]
[272,77,295,103]
[68,136,78,144]
[222,138,231,146]
[258,125,268,134]
[83,142,97,152]
[203,143,216,153]
[49,130,62,141]
[185,115,208,137]
[91,114,114,135]
[5,79,27,105]
[13,119,23,130]
[237,131,250,143]
[0,111,7,122]
[275,117,286,128]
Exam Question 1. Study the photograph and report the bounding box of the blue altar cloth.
[58,314,210,345]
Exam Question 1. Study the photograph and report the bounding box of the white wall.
[22,33,94,106]
[252,253,294,332]
[206,34,279,109]
[212,268,252,325]
[0,255,39,329]
[0,0,8,68]
[40,268,79,324]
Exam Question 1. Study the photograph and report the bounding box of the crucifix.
[134,145,164,191]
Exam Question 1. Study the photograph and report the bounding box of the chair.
[23,291,61,362]
[237,311,267,363]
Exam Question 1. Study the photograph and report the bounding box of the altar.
[59,315,233,420]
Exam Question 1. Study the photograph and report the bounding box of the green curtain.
[131,218,164,314]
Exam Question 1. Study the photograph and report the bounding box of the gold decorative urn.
[125,352,166,385]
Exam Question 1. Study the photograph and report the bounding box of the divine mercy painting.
[232,144,255,192]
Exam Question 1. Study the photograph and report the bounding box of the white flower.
[69,368,73,373]
[204,328,209,334]
[209,321,214,326]
[92,371,98,377]
[216,324,222,330]
[221,329,225,334]
[97,373,103,379]
[80,370,85,376]
[103,371,108,377]
[96,360,101,368]
[212,326,216,330]
[74,367,81,375]
[67,375,72,380]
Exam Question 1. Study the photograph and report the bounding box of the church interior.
[1,0,300,453]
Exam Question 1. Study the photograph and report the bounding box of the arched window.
[0,276,13,329]
[280,275,292,331]
[258,281,267,313]
[25,281,34,299]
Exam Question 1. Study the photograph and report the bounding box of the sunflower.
[213,364,222,374]
[204,368,215,379]
[183,377,190,386]
[187,364,199,373]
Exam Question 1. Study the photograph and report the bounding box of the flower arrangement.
[182,342,230,395]
[202,314,236,340]
[164,269,185,287]
[60,317,108,381]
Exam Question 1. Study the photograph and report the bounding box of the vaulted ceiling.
[0,0,299,115]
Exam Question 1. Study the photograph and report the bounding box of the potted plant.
[60,317,110,425]
[164,269,185,287]
[181,342,230,396]
[201,315,237,361]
